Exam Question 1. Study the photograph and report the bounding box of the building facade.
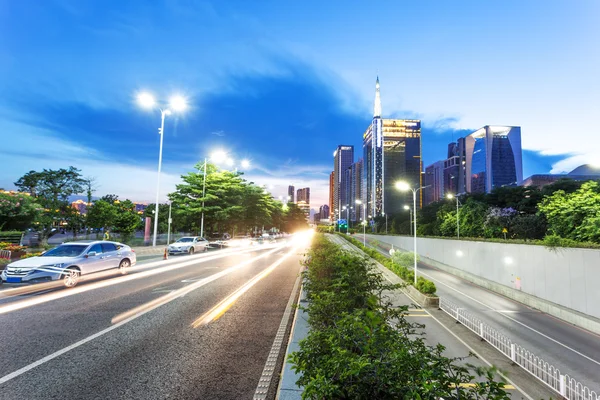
[443,138,466,196]
[319,204,330,220]
[423,161,445,206]
[288,185,295,203]
[296,187,310,204]
[329,171,334,221]
[363,78,422,217]
[464,126,523,193]
[333,145,354,221]
[351,159,363,221]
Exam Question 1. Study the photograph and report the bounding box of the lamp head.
[169,95,187,112]
[137,92,156,109]
[395,181,410,192]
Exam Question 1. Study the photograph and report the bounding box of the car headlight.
[39,263,65,271]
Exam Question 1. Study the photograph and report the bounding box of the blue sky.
[1,0,598,207]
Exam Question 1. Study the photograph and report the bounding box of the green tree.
[87,200,118,234]
[14,167,85,245]
[0,192,43,231]
[457,199,488,238]
[113,200,141,243]
[283,203,309,232]
[539,181,600,242]
[143,203,171,234]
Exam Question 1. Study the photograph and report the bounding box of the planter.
[404,284,439,308]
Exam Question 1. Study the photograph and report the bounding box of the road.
[0,237,308,400]
[364,234,600,395]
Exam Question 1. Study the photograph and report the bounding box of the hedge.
[289,234,511,399]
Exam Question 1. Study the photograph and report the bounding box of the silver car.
[0,240,137,288]
[168,237,209,255]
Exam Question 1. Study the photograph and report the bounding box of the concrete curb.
[275,289,307,400]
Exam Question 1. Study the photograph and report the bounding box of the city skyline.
[1,1,598,208]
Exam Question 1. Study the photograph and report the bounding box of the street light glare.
[447,193,454,199]
[355,199,362,204]
[169,95,187,112]
[395,181,410,191]
[225,157,234,167]
[137,92,156,109]
[241,159,250,169]
[211,150,228,163]
[404,205,410,210]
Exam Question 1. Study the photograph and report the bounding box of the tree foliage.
[0,192,42,231]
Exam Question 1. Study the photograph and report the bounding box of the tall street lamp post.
[446,193,462,239]
[396,181,430,286]
[403,205,412,236]
[137,92,187,247]
[361,219,367,245]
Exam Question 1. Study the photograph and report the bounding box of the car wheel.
[119,259,130,275]
[189,247,195,255]
[62,267,80,288]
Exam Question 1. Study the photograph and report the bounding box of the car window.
[41,245,87,257]
[88,244,103,255]
[176,238,194,243]
[102,243,117,252]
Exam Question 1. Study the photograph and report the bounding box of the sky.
[1,0,599,208]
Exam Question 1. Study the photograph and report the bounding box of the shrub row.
[336,233,437,296]
[289,234,510,399]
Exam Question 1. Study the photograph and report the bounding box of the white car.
[168,237,209,255]
[0,240,137,288]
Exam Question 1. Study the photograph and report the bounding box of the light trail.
[0,244,284,315]
[192,245,298,328]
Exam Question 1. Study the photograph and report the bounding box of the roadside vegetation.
[290,234,510,399]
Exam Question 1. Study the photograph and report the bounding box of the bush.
[290,234,510,399]
[20,252,42,259]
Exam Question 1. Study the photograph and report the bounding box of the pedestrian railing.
[439,297,599,400]
[0,250,10,260]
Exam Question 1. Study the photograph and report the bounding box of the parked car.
[0,240,136,288]
[167,237,208,255]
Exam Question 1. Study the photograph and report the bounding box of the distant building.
[288,185,295,203]
[313,213,321,224]
[334,145,354,220]
[363,77,421,216]
[297,187,310,204]
[423,161,445,205]
[329,171,334,221]
[522,164,600,188]
[443,138,466,196]
[134,203,148,213]
[465,126,523,193]
[71,199,89,214]
[297,201,310,221]
[319,204,330,220]
[351,159,363,221]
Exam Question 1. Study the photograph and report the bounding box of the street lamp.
[137,92,188,247]
[446,193,462,239]
[396,181,430,285]
[403,205,412,236]
[361,219,367,245]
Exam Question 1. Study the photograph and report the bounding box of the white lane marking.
[416,268,600,367]
[335,237,533,400]
[0,246,279,315]
[0,246,286,385]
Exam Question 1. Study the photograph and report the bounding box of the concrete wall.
[368,235,600,321]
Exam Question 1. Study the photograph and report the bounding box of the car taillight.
[131,249,135,253]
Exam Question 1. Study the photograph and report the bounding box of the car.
[0,240,136,288]
[168,237,208,255]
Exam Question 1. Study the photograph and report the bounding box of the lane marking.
[192,246,298,327]
[0,246,278,315]
[363,239,600,368]
[0,246,287,386]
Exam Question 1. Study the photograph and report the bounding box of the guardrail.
[440,297,599,400]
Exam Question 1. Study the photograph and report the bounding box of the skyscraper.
[444,138,466,196]
[351,159,363,222]
[363,77,422,217]
[288,185,295,203]
[297,187,310,204]
[423,161,445,206]
[465,126,523,193]
[329,171,334,221]
[333,145,354,220]
[319,204,330,220]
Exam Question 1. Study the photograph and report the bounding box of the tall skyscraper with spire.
[363,77,422,218]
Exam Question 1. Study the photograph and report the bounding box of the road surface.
[0,238,307,400]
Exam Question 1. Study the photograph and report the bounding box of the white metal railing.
[0,250,10,260]
[439,298,599,400]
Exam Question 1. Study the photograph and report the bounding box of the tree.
[539,181,600,243]
[87,200,118,234]
[283,203,308,232]
[143,203,171,234]
[14,167,85,245]
[83,176,98,234]
[0,192,43,231]
[113,200,141,243]
[100,194,119,203]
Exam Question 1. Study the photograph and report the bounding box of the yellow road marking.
[449,383,515,389]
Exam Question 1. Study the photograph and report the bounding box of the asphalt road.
[0,239,307,400]
[364,234,600,395]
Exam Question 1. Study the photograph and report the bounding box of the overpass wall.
[367,234,600,330]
